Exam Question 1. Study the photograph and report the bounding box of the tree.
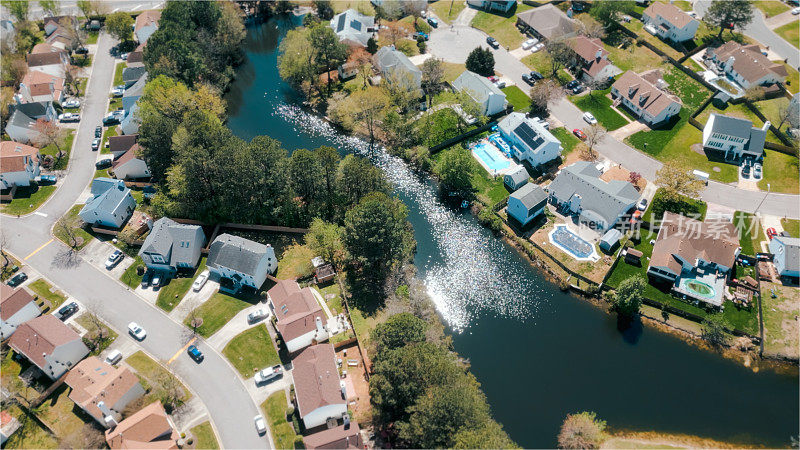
[61,17,87,52]
[33,119,68,166]
[76,0,96,18]
[11,20,44,54]
[1,53,28,88]
[39,0,59,18]
[655,162,704,203]
[557,411,607,449]
[278,27,318,97]
[106,11,134,42]
[367,37,378,54]
[743,85,765,102]
[403,0,426,26]
[371,312,427,356]
[436,148,474,193]
[704,0,754,38]
[544,38,576,79]
[154,369,186,413]
[61,423,106,450]
[465,46,494,77]
[65,65,82,96]
[612,277,644,319]
[337,154,389,207]
[349,47,374,89]
[383,20,412,46]
[289,148,323,217]
[1,0,29,21]
[385,69,421,112]
[421,57,445,106]
[453,421,519,449]
[316,145,340,219]
[584,124,606,153]
[589,1,634,28]
[313,0,334,20]
[529,79,562,117]
[349,87,389,150]
[702,313,729,347]
[306,219,346,268]
[55,212,81,249]
[310,24,348,96]
[775,104,792,131]
[81,310,112,352]
[580,19,607,40]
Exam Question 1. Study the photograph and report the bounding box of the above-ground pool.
[678,278,716,300]
[549,225,595,260]
[472,140,511,173]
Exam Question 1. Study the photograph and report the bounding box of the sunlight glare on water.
[275,104,551,331]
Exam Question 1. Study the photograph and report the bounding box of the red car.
[573,128,586,140]
[766,227,777,240]
[487,75,499,83]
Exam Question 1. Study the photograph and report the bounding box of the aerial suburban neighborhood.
[0,0,798,449]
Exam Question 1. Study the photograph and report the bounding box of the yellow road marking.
[168,337,197,364]
[24,239,53,260]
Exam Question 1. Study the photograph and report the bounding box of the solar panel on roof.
[351,20,361,31]
[514,122,544,149]
[337,14,346,32]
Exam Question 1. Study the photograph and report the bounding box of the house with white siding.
[452,70,508,116]
[267,280,328,353]
[610,70,682,126]
[111,144,150,179]
[138,217,206,274]
[497,112,562,168]
[702,113,768,162]
[1,141,40,190]
[79,178,136,229]
[293,344,347,430]
[705,42,788,89]
[769,236,800,279]
[507,183,547,227]
[642,2,699,42]
[0,285,41,340]
[8,315,90,380]
[207,234,277,293]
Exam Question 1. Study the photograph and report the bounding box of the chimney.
[97,401,118,427]
[762,120,770,131]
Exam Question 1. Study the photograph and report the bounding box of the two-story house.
[466,0,516,13]
[516,4,579,42]
[8,315,90,380]
[452,70,508,116]
[705,42,788,89]
[569,35,621,83]
[293,344,348,430]
[374,45,422,90]
[26,49,69,78]
[610,70,682,126]
[497,112,562,168]
[507,183,548,227]
[65,357,145,428]
[122,73,147,114]
[0,285,41,340]
[642,2,699,42]
[267,280,328,353]
[18,70,65,104]
[1,141,40,190]
[769,236,799,279]
[79,178,137,229]
[330,9,375,47]
[111,144,150,180]
[702,113,768,162]
[138,217,206,274]
[207,234,277,294]
[104,401,179,449]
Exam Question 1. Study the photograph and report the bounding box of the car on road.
[254,415,267,435]
[582,112,597,124]
[105,349,123,365]
[58,112,80,122]
[187,345,204,362]
[522,38,539,50]
[486,36,499,49]
[7,272,27,287]
[254,365,283,385]
[572,128,586,140]
[105,249,124,269]
[637,198,648,211]
[95,126,102,138]
[247,308,269,324]
[92,138,102,151]
[63,99,80,108]
[37,174,57,184]
[128,322,146,340]
[413,31,428,41]
[58,302,79,320]
[792,6,800,14]
[111,87,124,97]
[192,269,209,291]
[141,271,152,288]
[95,158,112,169]
[427,17,438,28]
[766,227,777,240]
[522,72,535,85]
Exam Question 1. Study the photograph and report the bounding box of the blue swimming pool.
[551,225,594,259]
[489,133,513,157]
[473,141,511,172]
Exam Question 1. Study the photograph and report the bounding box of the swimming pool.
[472,140,511,173]
[489,133,513,157]
[549,225,595,260]
[678,278,717,300]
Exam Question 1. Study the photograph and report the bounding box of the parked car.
[532,117,549,129]
[753,162,762,179]
[427,17,438,27]
[247,308,269,324]
[120,53,129,60]
[111,87,124,97]
[530,71,544,80]
[187,345,204,362]
[95,126,102,138]
[254,365,283,385]
[192,270,209,292]
[58,112,80,122]
[637,198,648,211]
[112,109,125,118]
[487,75,499,83]
[63,99,80,108]
[532,43,544,52]
[105,249,124,269]
[254,415,267,435]
[566,79,579,89]
[766,227,777,240]
[629,210,643,224]
[74,47,89,54]
[7,272,27,287]
[37,174,57,184]
[572,85,585,94]
[413,31,429,41]
[792,6,800,14]
[522,73,535,85]
[486,36,499,49]
[572,128,586,140]
[105,349,123,365]
[582,112,597,124]
[103,115,120,126]
[141,271,152,288]
[151,272,162,288]
[522,38,539,50]
[494,79,506,88]
[742,164,751,177]
[128,322,146,340]
[92,138,101,151]
[95,158,112,169]
[58,302,79,320]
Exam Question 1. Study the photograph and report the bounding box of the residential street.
[1,1,165,20]
[0,32,273,450]
[426,23,800,219]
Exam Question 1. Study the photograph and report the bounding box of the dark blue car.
[187,345,204,362]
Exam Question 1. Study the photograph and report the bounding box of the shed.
[599,228,622,253]
[503,165,529,191]
[624,248,643,265]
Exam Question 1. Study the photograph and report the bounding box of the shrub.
[557,411,607,449]
[417,39,426,54]
[478,208,502,234]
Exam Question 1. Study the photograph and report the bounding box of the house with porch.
[207,234,277,293]
[0,285,41,340]
[702,113,768,162]
[8,314,90,380]
[516,4,579,42]
[79,178,136,229]
[293,344,347,430]
[452,70,508,116]
[769,236,800,279]
[138,217,206,275]
[507,183,547,227]
[497,112,562,168]
[569,35,621,83]
[704,42,787,89]
[1,141,40,190]
[641,2,699,42]
[610,70,682,126]
[267,280,328,353]
[65,357,145,428]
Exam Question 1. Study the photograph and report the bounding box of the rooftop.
[293,344,345,418]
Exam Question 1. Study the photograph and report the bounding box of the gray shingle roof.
[80,177,134,218]
[708,113,752,139]
[510,183,547,211]
[374,46,421,78]
[124,73,148,99]
[139,218,204,267]
[122,66,146,84]
[453,70,505,104]
[8,110,36,129]
[504,165,529,187]
[11,101,51,119]
[207,234,271,277]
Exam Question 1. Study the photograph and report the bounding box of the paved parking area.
[81,238,134,279]
[244,371,292,407]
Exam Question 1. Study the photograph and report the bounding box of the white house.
[507,183,548,227]
[138,217,206,274]
[452,70,508,116]
[705,42,788,89]
[769,236,800,279]
[1,141,40,190]
[207,234,277,293]
[267,280,328,353]
[120,103,141,135]
[65,357,145,428]
[122,73,147,114]
[503,165,529,191]
[8,315,90,380]
[0,285,41,340]
[466,0,516,13]
[134,10,161,44]
[497,112,562,168]
[330,9,374,47]
[374,45,422,90]
[610,70,682,126]
[4,110,40,144]
[111,144,150,179]
[569,36,622,82]
[641,2,699,42]
[79,178,136,229]
[293,344,347,430]
[702,113,768,162]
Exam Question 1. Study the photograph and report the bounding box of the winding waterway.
[225,17,799,448]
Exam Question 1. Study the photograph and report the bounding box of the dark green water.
[225,17,799,448]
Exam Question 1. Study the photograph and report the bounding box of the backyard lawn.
[1,184,56,216]
[36,384,95,441]
[761,281,800,359]
[2,404,59,449]
[568,88,628,131]
[662,67,712,110]
[125,351,192,403]
[781,62,799,94]
[54,204,94,250]
[758,150,799,194]
[429,0,466,24]
[120,256,145,288]
[755,97,791,131]
[28,278,67,309]
[774,20,799,49]
[432,144,509,207]
[190,422,219,450]
[442,62,467,83]
[222,324,281,378]
[276,244,314,280]
[603,38,663,73]
[622,20,683,59]
[184,290,256,337]
[470,3,532,49]
[262,392,302,450]
[781,218,800,237]
[501,85,529,111]
[156,258,207,312]
[550,127,581,156]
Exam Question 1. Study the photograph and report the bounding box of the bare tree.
[421,57,444,107]
[61,17,87,52]
[33,120,68,166]
[0,230,9,272]
[348,47,373,90]
[382,20,412,46]
[402,0,426,27]
[581,20,607,39]
[65,65,82,96]
[55,213,81,249]
[776,105,791,131]
[80,304,112,353]
[585,124,606,152]
[154,369,185,413]
[529,79,563,117]
[543,38,577,79]
[60,423,106,449]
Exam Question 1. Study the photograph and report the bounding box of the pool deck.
[673,270,726,308]
[548,224,600,262]
[470,139,519,178]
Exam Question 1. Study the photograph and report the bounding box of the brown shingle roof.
[643,2,695,29]
[650,211,740,276]
[21,70,64,89]
[112,144,141,168]
[26,51,64,67]
[105,401,178,449]
[135,10,162,32]
[611,70,682,117]
[570,36,614,78]
[31,43,66,55]
[293,344,344,418]
[109,134,138,155]
[66,357,143,424]
[303,422,362,449]
[516,4,578,40]
[710,41,788,85]
[269,280,325,342]
[0,284,36,321]
[8,315,83,368]
[1,141,39,174]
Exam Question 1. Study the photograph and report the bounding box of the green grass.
[603,36,664,73]
[108,97,122,112]
[761,281,800,358]
[755,97,791,131]
[643,188,707,223]
[101,124,118,154]
[75,313,118,355]
[755,1,790,18]
[551,127,581,156]
[276,244,315,280]
[470,3,532,49]
[28,278,67,309]
[262,392,302,450]
[125,351,192,402]
[34,384,92,441]
[72,54,93,68]
[501,85,529,111]
[735,212,766,255]
[569,88,628,131]
[113,62,124,86]
[431,144,508,207]
[87,30,98,44]
[781,218,800,237]
[775,20,799,49]
[758,149,799,194]
[156,258,206,312]
[662,67,712,110]
[120,256,145,288]
[441,61,467,83]
[622,19,683,59]
[54,205,94,250]
[2,404,59,449]
[222,324,281,378]
[40,130,75,171]
[190,422,219,450]
[185,290,257,337]
[429,0,466,24]
[0,184,56,216]
[684,58,704,72]
[520,50,551,73]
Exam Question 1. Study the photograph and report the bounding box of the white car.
[120,52,129,60]
[105,349,123,365]
[494,80,506,89]
[636,198,648,211]
[247,308,269,324]
[582,112,597,124]
[63,99,80,108]
[792,7,800,15]
[111,87,124,97]
[254,365,283,385]
[58,112,80,122]
[192,270,209,291]
[105,249,124,269]
[532,43,544,52]
[254,415,266,435]
[128,322,146,340]
[522,38,539,50]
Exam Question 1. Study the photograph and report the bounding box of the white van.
[105,349,123,365]
[692,169,709,185]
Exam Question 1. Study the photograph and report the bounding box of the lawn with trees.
[222,325,280,377]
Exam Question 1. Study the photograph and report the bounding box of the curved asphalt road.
[0,32,271,449]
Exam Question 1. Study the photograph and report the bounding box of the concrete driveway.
[81,238,134,279]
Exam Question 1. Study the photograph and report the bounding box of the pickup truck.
[254,365,283,385]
